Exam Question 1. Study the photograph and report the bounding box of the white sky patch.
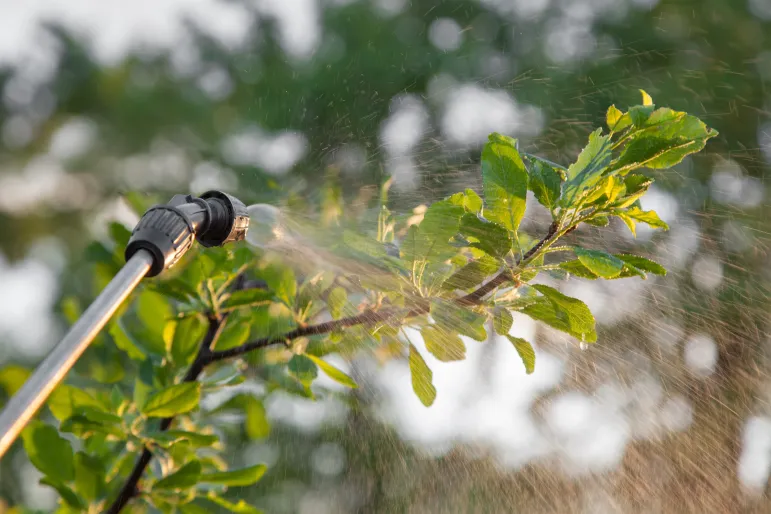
[254,0,321,59]
[441,84,543,147]
[428,18,464,52]
[48,117,98,161]
[738,416,771,492]
[221,126,308,176]
[683,333,718,377]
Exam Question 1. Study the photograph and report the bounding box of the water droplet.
[579,342,589,351]
[246,204,286,249]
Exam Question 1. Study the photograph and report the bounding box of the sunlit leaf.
[108,322,146,361]
[262,264,297,307]
[141,382,201,418]
[421,325,466,362]
[48,385,101,421]
[560,128,613,206]
[575,247,625,278]
[441,255,500,292]
[505,335,535,374]
[221,289,274,311]
[431,299,487,341]
[493,307,513,335]
[626,207,669,230]
[459,213,511,259]
[640,89,654,106]
[215,319,251,352]
[482,133,528,232]
[143,430,219,449]
[559,260,599,279]
[523,285,596,342]
[169,315,207,367]
[606,105,628,131]
[206,492,264,514]
[0,364,30,396]
[306,354,358,388]
[616,254,667,276]
[409,344,436,407]
[201,464,267,487]
[326,286,348,319]
[528,159,562,211]
[153,461,202,490]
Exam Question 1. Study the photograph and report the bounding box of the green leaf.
[421,325,466,362]
[575,247,625,278]
[143,430,219,449]
[560,128,613,206]
[493,307,513,335]
[180,505,212,514]
[0,364,30,396]
[626,207,669,230]
[584,216,609,227]
[288,354,318,383]
[448,189,483,213]
[616,254,667,276]
[48,385,101,421]
[523,285,597,342]
[640,89,654,106]
[262,264,296,307]
[441,255,500,291]
[528,159,562,211]
[201,464,267,487]
[221,289,274,311]
[22,422,75,483]
[141,382,201,418]
[431,299,487,341]
[481,133,528,232]
[153,460,202,490]
[615,211,637,237]
[212,394,270,439]
[108,322,146,361]
[559,260,599,279]
[505,335,535,374]
[306,354,358,388]
[327,286,348,319]
[137,290,172,353]
[459,213,512,259]
[74,452,105,501]
[39,477,85,510]
[629,105,655,127]
[169,315,207,367]
[215,320,251,351]
[205,492,264,514]
[401,200,465,266]
[409,344,436,407]
[606,105,628,131]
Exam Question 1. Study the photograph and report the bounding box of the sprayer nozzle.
[125,191,250,277]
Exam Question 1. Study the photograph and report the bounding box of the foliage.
[0,93,715,513]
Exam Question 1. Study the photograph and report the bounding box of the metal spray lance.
[0,191,250,459]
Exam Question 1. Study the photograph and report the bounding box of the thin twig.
[106,221,561,513]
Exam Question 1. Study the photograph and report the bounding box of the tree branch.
[105,314,227,514]
[208,220,562,364]
[105,221,562,513]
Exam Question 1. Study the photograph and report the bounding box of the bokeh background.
[1,0,771,512]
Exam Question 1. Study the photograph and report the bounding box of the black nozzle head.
[197,191,249,248]
[125,190,249,277]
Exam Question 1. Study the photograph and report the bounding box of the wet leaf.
[626,207,669,230]
[221,289,274,311]
[459,213,511,259]
[523,285,596,342]
[421,325,466,362]
[506,335,535,374]
[616,254,667,276]
[560,129,613,206]
[431,299,487,341]
[169,315,207,367]
[327,286,348,319]
[482,133,528,232]
[529,159,562,211]
[409,344,436,407]
[442,255,500,291]
[306,354,358,388]
[493,307,513,335]
[575,247,625,278]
